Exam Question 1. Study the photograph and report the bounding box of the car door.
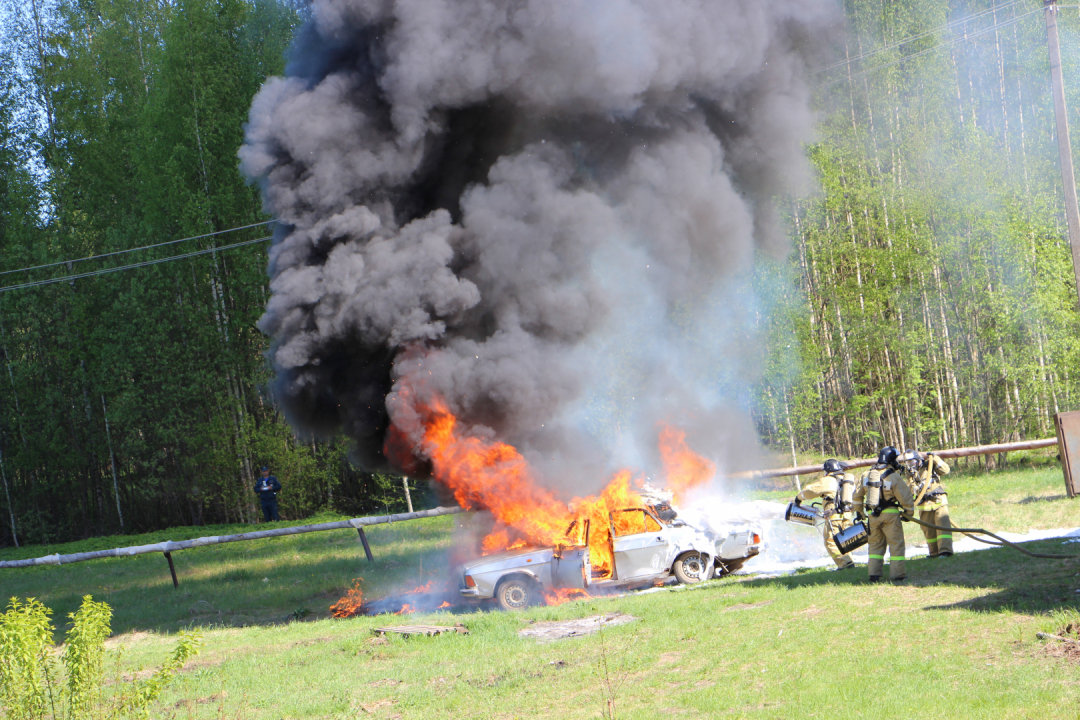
[611,509,669,580]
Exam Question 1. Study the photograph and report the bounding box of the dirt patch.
[725,601,773,612]
[518,612,638,642]
[358,698,396,716]
[290,636,334,648]
[1040,621,1080,663]
[120,669,156,682]
[656,651,682,666]
[795,604,823,617]
[183,657,226,672]
[370,678,402,687]
[173,691,228,708]
[104,630,151,649]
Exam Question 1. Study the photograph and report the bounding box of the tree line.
[0,0,1076,547]
[0,0,423,547]
[754,0,1080,467]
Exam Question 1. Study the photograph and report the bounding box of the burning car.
[459,504,762,609]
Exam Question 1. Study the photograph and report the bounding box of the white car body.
[459,506,762,608]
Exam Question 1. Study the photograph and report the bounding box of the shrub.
[0,596,200,719]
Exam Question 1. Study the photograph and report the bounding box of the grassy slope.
[0,512,460,634]
[2,466,1079,719]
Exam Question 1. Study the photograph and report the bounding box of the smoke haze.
[240,0,841,494]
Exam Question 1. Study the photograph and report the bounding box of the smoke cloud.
[241,0,840,493]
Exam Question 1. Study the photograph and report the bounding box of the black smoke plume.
[240,0,840,492]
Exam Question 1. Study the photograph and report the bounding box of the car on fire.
[459,504,762,610]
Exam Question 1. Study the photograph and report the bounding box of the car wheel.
[495,577,535,610]
[673,552,706,584]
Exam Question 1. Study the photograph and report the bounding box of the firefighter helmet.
[823,458,843,474]
[877,446,899,468]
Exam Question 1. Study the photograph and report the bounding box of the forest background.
[0,0,1076,546]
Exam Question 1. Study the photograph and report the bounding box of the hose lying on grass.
[900,514,1080,560]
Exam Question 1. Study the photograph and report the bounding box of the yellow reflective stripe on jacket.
[880,507,900,514]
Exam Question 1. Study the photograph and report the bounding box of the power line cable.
[846,8,1042,80]
[0,236,272,293]
[827,8,1042,86]
[0,219,277,278]
[815,0,1030,75]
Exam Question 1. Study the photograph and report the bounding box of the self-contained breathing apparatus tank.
[838,473,855,511]
[864,469,882,510]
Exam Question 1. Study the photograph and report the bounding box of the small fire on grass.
[330,579,364,619]
[544,588,592,606]
[330,579,467,618]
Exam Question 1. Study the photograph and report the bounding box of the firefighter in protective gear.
[853,447,915,582]
[908,452,953,557]
[794,459,856,569]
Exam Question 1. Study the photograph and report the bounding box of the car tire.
[673,552,706,585]
[495,577,535,610]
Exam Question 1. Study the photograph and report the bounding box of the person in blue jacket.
[254,466,282,522]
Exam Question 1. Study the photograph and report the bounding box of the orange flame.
[395,603,415,615]
[422,397,574,549]
[543,588,592,606]
[330,579,364,618]
[390,390,720,583]
[567,471,643,578]
[658,424,715,503]
[438,601,451,609]
[409,395,658,580]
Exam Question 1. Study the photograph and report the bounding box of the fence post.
[357,528,375,562]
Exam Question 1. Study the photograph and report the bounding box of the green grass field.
[2,464,1079,719]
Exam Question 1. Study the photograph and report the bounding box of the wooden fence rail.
[728,438,1059,480]
[0,506,466,579]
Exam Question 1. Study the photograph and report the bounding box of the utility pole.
[1045,0,1080,304]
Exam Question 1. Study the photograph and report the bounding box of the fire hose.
[898,513,1080,560]
[786,501,1080,560]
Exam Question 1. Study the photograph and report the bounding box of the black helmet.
[877,446,899,468]
[823,458,843,474]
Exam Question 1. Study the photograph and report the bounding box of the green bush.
[0,596,200,719]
